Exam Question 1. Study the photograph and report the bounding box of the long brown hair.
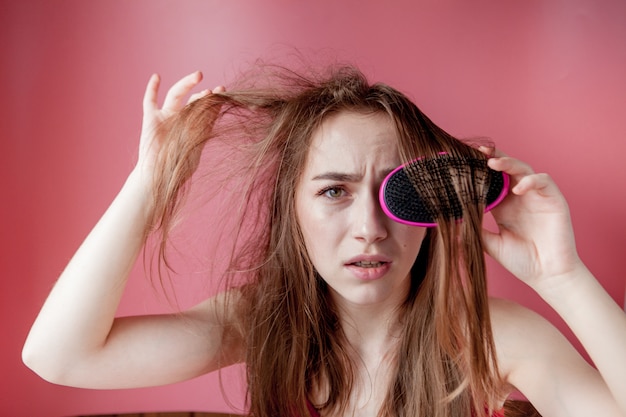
[148,63,506,417]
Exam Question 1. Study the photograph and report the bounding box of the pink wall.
[2,1,625,416]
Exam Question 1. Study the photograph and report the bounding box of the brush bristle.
[381,154,507,227]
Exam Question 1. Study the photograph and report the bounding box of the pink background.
[2,1,625,416]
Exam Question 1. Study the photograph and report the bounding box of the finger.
[162,71,203,111]
[188,89,211,104]
[481,227,500,259]
[142,73,161,112]
[187,84,227,105]
[478,146,510,159]
[512,173,558,196]
[487,155,535,178]
[486,147,508,158]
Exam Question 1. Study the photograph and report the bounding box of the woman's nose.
[352,191,388,243]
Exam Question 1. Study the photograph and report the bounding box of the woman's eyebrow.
[311,167,397,182]
[311,172,361,182]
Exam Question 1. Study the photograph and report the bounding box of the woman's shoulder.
[487,296,560,369]
[488,297,538,324]
[488,296,561,336]
[182,288,248,363]
[486,297,557,408]
[487,296,606,414]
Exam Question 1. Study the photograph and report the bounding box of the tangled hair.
[147,63,508,417]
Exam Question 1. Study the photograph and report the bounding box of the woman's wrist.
[120,166,156,220]
[531,262,598,314]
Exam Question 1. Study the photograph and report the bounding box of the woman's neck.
[331,286,406,355]
[332,294,405,389]
[314,310,399,417]
[314,287,408,416]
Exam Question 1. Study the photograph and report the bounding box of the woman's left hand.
[480,148,584,290]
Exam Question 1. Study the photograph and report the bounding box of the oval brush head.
[379,153,509,227]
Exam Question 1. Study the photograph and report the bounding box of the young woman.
[23,65,626,417]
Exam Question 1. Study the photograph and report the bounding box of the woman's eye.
[319,187,345,199]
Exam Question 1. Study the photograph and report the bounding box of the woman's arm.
[490,297,622,417]
[483,151,626,416]
[541,266,626,412]
[22,73,241,388]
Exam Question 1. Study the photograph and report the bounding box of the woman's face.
[295,111,427,310]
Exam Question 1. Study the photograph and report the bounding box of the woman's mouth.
[352,261,386,268]
[345,258,392,280]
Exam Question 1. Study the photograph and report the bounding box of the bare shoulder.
[182,288,247,365]
[488,297,551,348]
[487,297,614,416]
[487,297,575,379]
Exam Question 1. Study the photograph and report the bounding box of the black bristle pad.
[383,168,437,224]
[382,155,505,225]
[404,156,467,221]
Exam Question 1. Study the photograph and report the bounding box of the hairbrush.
[379,152,509,227]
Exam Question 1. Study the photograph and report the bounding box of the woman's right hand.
[136,71,224,175]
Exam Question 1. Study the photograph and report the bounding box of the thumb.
[481,227,501,259]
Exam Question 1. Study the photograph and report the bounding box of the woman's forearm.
[22,168,153,383]
[537,267,626,414]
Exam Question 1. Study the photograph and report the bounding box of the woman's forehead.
[303,111,401,176]
[309,111,397,150]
